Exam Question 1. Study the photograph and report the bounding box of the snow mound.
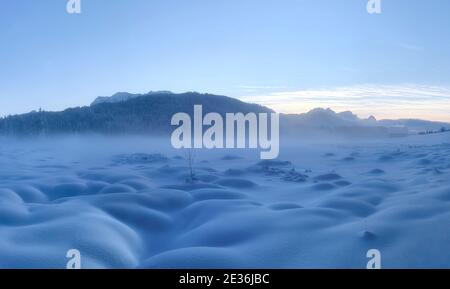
[0,133,450,268]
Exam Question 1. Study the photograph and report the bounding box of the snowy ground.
[0,133,450,268]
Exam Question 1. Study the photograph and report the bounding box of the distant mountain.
[0,91,448,137]
[0,92,272,136]
[280,108,449,137]
[289,108,378,127]
[91,91,174,105]
[281,108,392,137]
[378,119,450,133]
[91,92,142,106]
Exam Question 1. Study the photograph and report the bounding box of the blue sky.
[1,0,450,121]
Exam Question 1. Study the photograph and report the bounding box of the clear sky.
[1,0,450,121]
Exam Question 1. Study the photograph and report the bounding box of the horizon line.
[1,90,449,124]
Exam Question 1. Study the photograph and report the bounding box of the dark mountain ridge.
[0,91,448,137]
[0,92,272,136]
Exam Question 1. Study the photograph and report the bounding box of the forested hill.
[0,92,272,136]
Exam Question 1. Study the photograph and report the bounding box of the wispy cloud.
[239,85,289,89]
[399,43,424,52]
[237,85,290,93]
[239,84,450,122]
